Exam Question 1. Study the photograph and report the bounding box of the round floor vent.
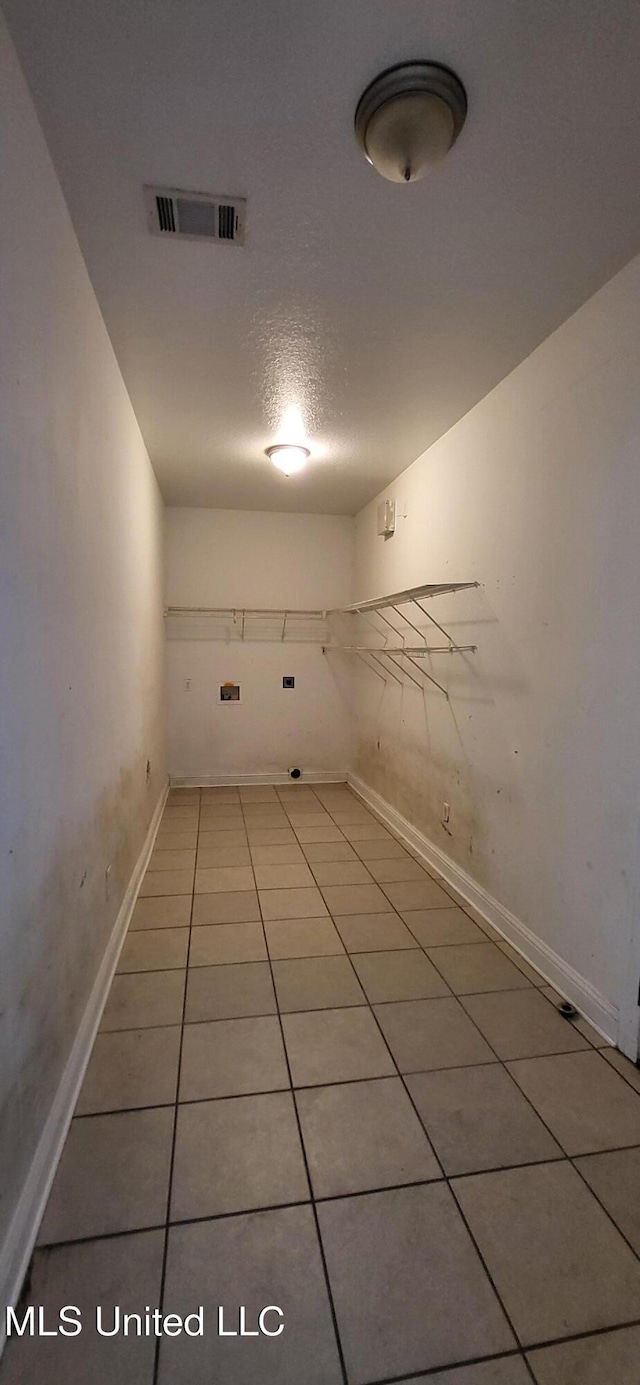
[558,1000,578,1020]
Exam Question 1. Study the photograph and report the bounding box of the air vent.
[144,185,245,245]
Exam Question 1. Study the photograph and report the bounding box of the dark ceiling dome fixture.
[354,61,467,183]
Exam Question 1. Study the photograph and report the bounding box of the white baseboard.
[170,770,348,787]
[0,781,168,1353]
[348,773,618,1045]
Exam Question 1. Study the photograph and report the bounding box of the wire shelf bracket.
[323,581,479,698]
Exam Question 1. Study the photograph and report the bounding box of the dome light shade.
[355,62,467,183]
[266,443,310,476]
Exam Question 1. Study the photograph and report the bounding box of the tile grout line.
[422,932,640,1272]
[152,786,201,1385]
[344,944,530,1367]
[112,784,640,1304]
[114,792,640,1168]
[121,932,606,1057]
[386,971,640,1289]
[450,1016,640,1270]
[360,1346,535,1383]
[314,795,640,1319]
[566,1149,640,1266]
[30,784,640,1383]
[34,1141,640,1249]
[307,788,542,1361]
[166,815,607,1045]
[29,1151,606,1252]
[70,1065,640,1129]
[599,1048,640,1097]
[80,912,640,1344]
[34,1135,640,1246]
[240,792,351,1385]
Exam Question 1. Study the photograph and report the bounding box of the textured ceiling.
[5,0,640,514]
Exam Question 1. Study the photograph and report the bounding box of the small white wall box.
[377,498,396,536]
[282,676,295,689]
[219,682,240,702]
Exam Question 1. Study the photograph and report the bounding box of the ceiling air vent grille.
[144,185,245,245]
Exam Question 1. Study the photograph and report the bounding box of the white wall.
[0,11,166,1287]
[165,508,354,779]
[353,253,640,1048]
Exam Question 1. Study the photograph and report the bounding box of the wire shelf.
[324,581,479,698]
[165,606,328,643]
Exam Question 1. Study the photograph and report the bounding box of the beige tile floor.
[3,782,640,1385]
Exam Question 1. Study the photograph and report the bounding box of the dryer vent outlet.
[289,768,302,780]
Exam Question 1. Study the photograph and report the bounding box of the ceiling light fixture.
[266,443,310,476]
[355,61,467,183]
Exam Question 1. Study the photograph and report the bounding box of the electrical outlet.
[442,802,450,825]
[184,679,192,692]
